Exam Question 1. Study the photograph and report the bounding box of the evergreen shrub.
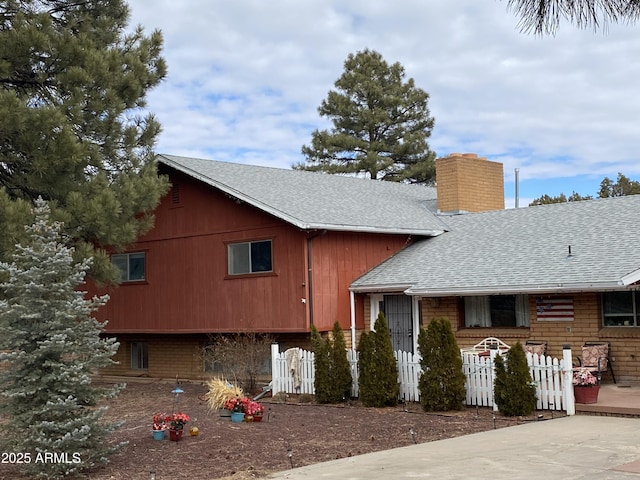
[417,317,466,411]
[310,322,352,403]
[493,342,537,416]
[357,313,399,407]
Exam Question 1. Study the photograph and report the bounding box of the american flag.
[536,297,574,321]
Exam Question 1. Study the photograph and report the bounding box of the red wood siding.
[309,232,410,331]
[89,168,412,336]
[91,170,309,333]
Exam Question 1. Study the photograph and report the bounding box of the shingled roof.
[158,154,448,236]
[351,194,640,295]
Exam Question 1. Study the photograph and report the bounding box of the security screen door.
[383,295,413,353]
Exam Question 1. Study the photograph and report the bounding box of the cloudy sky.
[126,0,640,208]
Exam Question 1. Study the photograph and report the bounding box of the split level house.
[90,153,640,383]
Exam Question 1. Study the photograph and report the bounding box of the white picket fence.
[271,344,575,414]
[463,350,573,412]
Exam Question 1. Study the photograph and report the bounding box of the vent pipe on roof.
[515,168,520,209]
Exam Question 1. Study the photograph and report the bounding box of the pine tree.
[417,318,466,411]
[357,313,399,407]
[0,198,123,479]
[493,342,537,416]
[296,49,436,184]
[506,0,640,35]
[0,0,168,283]
[329,321,353,401]
[529,172,640,206]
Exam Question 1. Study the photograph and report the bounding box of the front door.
[383,295,413,353]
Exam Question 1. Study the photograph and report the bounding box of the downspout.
[306,230,327,326]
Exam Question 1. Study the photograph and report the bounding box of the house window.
[228,240,272,275]
[602,291,640,326]
[112,252,146,282]
[131,342,148,369]
[464,295,529,328]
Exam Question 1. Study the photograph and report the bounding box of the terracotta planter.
[253,414,263,422]
[574,385,600,404]
[169,429,183,441]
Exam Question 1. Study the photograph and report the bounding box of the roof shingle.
[158,154,447,236]
[351,195,640,294]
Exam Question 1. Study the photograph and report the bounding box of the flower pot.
[152,430,165,441]
[253,414,263,423]
[169,429,183,441]
[230,411,245,423]
[574,385,600,404]
[244,415,254,422]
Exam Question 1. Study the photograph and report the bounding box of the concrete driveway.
[267,415,640,480]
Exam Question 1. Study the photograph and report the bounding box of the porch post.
[563,344,575,416]
[490,345,499,412]
[349,290,356,351]
[271,343,280,395]
[412,295,420,354]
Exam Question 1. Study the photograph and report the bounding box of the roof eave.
[404,281,638,297]
[350,284,414,293]
[621,269,640,286]
[308,224,445,236]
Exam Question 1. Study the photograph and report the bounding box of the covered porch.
[577,383,640,417]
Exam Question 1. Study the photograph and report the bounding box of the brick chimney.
[435,153,504,213]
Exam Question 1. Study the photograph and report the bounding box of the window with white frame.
[464,295,529,327]
[227,240,272,275]
[131,342,148,369]
[111,252,146,282]
[602,291,640,326]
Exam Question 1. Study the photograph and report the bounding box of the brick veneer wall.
[100,333,313,381]
[435,153,505,213]
[100,334,210,380]
[421,293,640,383]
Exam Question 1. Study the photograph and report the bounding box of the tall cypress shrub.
[358,313,399,407]
[329,321,353,401]
[417,317,466,411]
[493,342,537,416]
[311,322,353,403]
[310,325,332,403]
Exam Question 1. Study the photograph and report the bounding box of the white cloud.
[126,0,640,200]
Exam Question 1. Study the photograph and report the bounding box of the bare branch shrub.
[202,333,274,394]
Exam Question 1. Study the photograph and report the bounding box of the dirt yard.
[1,380,563,480]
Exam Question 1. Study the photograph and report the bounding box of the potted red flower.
[152,413,171,440]
[224,397,246,422]
[573,368,600,404]
[168,412,190,441]
[245,400,265,422]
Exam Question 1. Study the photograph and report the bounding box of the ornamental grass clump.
[204,377,244,411]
